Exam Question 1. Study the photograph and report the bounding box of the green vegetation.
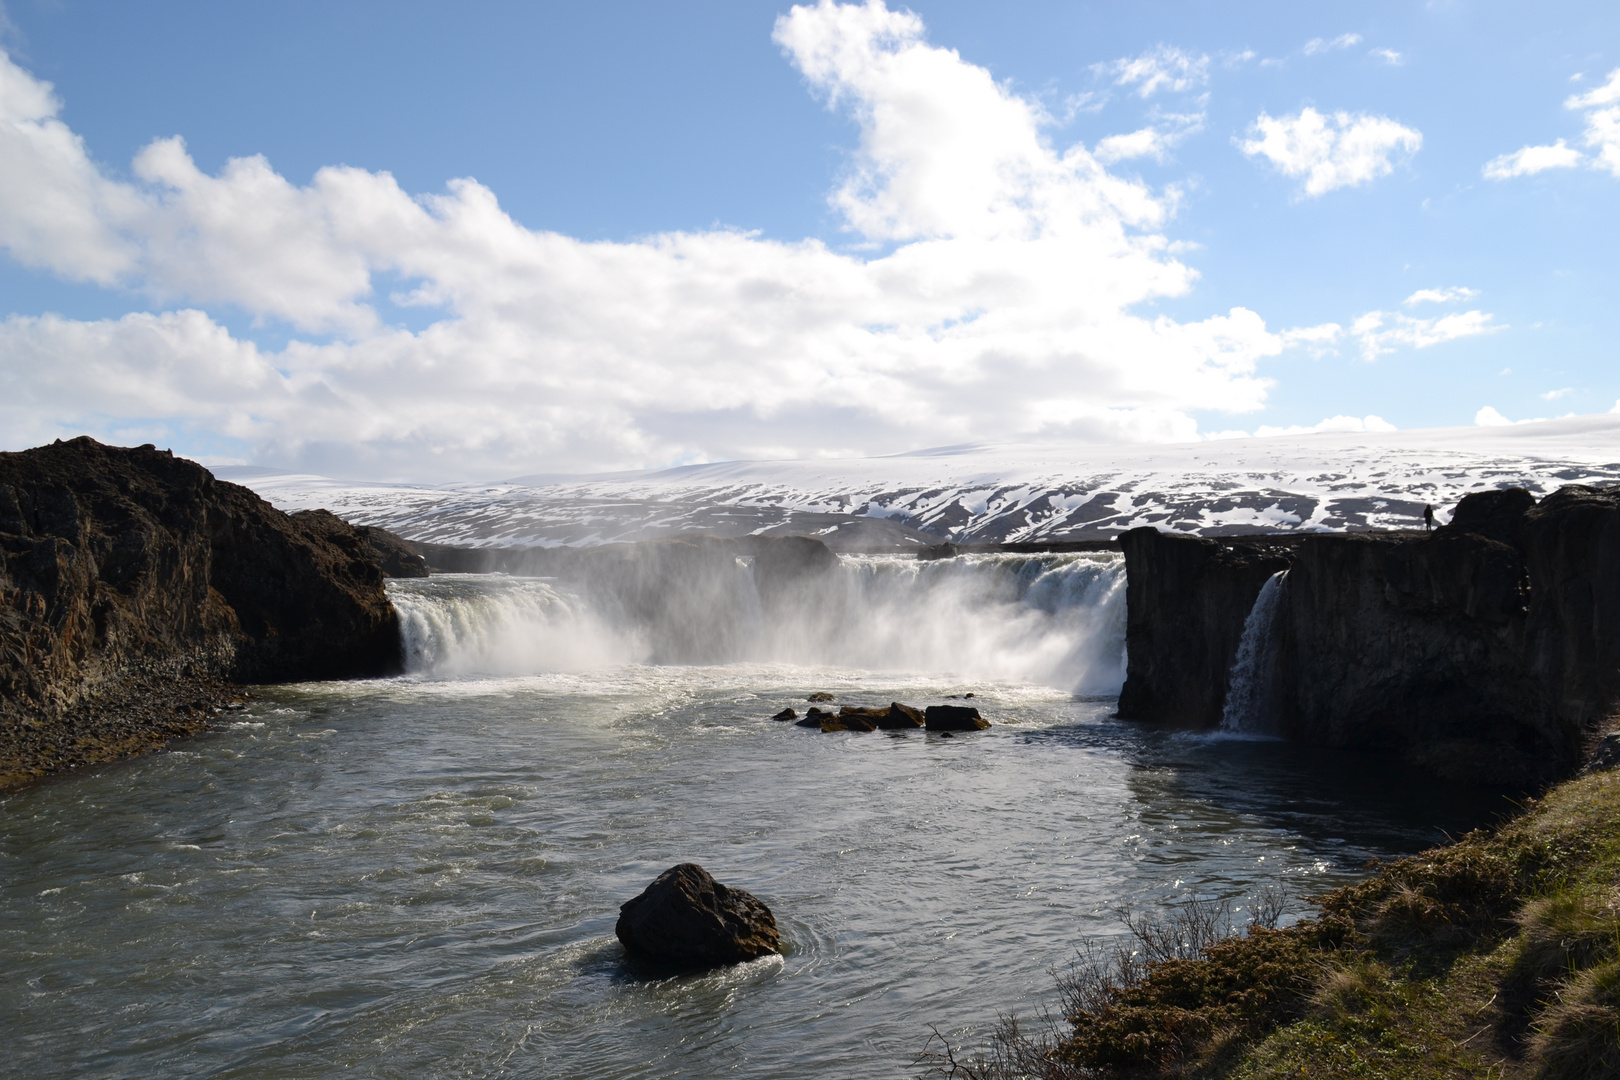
[925,766,1620,1079]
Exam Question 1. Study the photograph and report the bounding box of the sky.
[0,0,1617,481]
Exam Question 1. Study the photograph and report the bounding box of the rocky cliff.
[0,438,402,790]
[1118,485,1620,786]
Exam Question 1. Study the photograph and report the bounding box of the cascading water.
[384,551,1127,693]
[1220,569,1289,735]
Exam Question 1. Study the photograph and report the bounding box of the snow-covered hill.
[215,415,1620,549]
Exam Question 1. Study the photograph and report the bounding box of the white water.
[1220,569,1289,736]
[387,552,1126,694]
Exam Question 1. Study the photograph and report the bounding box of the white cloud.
[1488,67,1620,181]
[1238,107,1422,197]
[1095,46,1210,98]
[1350,309,1502,360]
[1303,34,1362,55]
[1483,139,1583,179]
[1093,111,1205,164]
[1541,387,1573,401]
[1475,405,1513,426]
[0,6,1289,478]
[1403,286,1479,305]
[1369,48,1404,66]
[1255,413,1395,437]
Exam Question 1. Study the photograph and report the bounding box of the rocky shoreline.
[0,438,404,791]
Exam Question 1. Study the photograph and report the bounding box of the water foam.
[386,551,1127,692]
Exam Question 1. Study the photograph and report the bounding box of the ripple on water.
[0,660,1511,1079]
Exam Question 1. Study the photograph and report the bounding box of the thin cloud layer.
[1239,107,1422,197]
[0,1,1297,478]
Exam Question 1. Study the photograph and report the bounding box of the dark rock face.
[822,710,879,732]
[772,707,798,721]
[1118,485,1620,786]
[876,701,925,729]
[925,705,989,731]
[797,707,835,727]
[351,524,430,578]
[0,438,401,789]
[615,863,781,969]
[1116,529,1292,727]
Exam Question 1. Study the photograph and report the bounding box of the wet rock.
[772,708,798,721]
[822,708,879,732]
[874,702,925,729]
[616,863,781,969]
[796,707,835,727]
[925,705,990,732]
[806,691,835,702]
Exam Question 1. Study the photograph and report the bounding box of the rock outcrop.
[1118,485,1620,786]
[0,438,402,789]
[615,863,782,969]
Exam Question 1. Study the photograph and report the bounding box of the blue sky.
[0,0,1616,478]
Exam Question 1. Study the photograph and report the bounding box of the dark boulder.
[875,702,925,729]
[772,707,798,721]
[615,863,781,969]
[1441,487,1536,547]
[823,707,879,732]
[806,691,836,702]
[796,707,835,727]
[926,705,989,731]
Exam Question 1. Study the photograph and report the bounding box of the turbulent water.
[2,561,1510,1079]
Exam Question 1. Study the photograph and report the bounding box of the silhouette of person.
[1423,503,1435,532]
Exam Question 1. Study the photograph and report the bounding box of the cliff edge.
[1118,485,1620,786]
[0,438,402,790]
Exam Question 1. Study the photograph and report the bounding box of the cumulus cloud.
[1095,46,1210,98]
[1351,308,1502,361]
[1567,69,1620,176]
[1541,387,1573,401]
[1254,413,1394,437]
[1475,405,1513,426]
[1238,107,1422,197]
[1483,139,1583,179]
[1486,68,1620,180]
[1404,286,1479,305]
[0,4,1295,478]
[1303,34,1362,55]
[1369,48,1404,66]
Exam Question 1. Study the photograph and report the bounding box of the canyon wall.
[1118,485,1620,786]
[0,438,401,790]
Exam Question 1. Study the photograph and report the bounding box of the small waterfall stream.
[1220,569,1289,735]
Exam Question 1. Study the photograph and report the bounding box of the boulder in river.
[772,708,798,721]
[796,707,835,727]
[875,702,925,729]
[806,691,836,702]
[823,707,880,732]
[615,863,781,969]
[925,705,990,731]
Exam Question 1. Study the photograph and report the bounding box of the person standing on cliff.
[1423,504,1435,532]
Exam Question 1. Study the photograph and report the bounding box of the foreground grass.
[930,765,1620,1079]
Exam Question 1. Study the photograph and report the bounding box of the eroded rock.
[925,705,989,731]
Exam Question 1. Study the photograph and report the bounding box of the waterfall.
[1220,569,1289,735]
[384,551,1127,692]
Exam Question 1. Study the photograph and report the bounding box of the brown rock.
[772,707,798,721]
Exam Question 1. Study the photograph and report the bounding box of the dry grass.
[921,768,1620,1079]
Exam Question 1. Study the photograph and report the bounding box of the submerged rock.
[772,707,798,721]
[615,863,781,969]
[925,705,990,732]
[806,691,836,702]
[823,708,880,732]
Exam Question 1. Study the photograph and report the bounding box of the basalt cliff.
[1118,485,1620,786]
[0,438,403,790]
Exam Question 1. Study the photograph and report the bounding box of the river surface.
[1,567,1510,1079]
